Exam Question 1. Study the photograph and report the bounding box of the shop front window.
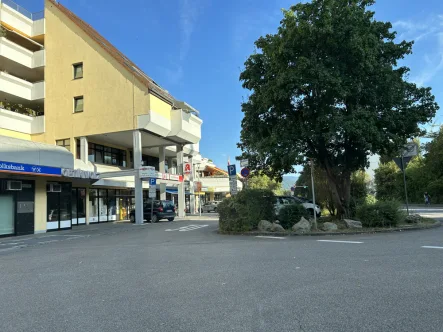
[89,189,98,223]
[72,188,87,225]
[108,190,117,221]
[47,182,72,230]
[99,189,108,222]
[0,195,14,236]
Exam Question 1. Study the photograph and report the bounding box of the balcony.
[1,0,44,37]
[169,109,202,144]
[0,37,45,68]
[0,71,44,100]
[0,107,44,134]
[137,110,171,137]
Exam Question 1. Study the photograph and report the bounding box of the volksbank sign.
[0,161,62,176]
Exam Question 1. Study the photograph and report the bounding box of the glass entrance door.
[0,195,14,236]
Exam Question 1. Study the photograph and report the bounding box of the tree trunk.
[323,164,352,219]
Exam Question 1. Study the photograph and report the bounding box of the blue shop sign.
[0,160,62,176]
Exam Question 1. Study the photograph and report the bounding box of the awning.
[0,135,74,172]
[166,188,192,195]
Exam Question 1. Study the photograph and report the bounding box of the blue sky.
[17,0,443,174]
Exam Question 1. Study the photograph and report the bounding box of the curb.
[218,221,442,237]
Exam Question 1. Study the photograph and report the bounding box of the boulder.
[271,223,285,232]
[405,214,422,224]
[344,219,363,229]
[292,217,312,233]
[258,220,273,232]
[322,222,338,231]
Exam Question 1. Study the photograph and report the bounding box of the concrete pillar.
[159,147,166,200]
[189,157,195,214]
[133,130,144,224]
[80,136,88,163]
[167,157,175,174]
[176,145,185,217]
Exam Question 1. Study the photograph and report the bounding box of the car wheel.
[168,218,174,222]
[307,209,314,216]
[151,214,159,223]
[130,215,135,223]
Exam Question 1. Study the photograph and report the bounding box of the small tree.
[238,0,438,218]
[247,172,284,195]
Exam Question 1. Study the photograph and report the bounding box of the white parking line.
[255,236,285,240]
[165,225,209,232]
[317,240,363,244]
[421,246,443,250]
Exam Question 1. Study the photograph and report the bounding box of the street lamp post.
[310,159,318,230]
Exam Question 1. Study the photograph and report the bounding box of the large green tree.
[238,0,438,217]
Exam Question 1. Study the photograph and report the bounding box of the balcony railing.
[2,0,44,21]
[0,101,43,117]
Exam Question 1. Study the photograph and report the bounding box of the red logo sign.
[184,163,191,174]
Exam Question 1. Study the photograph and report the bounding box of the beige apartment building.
[0,0,202,236]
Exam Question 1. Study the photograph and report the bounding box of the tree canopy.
[247,172,285,195]
[238,0,438,217]
[375,127,443,204]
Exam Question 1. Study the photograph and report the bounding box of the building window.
[73,62,83,79]
[76,139,80,159]
[88,143,127,167]
[56,139,70,151]
[74,96,84,113]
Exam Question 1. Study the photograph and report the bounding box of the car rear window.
[161,200,174,208]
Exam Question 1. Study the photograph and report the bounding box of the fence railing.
[2,0,44,21]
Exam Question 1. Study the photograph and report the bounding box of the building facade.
[193,158,243,203]
[0,0,202,236]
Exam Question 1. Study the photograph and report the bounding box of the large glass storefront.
[71,188,86,225]
[47,182,72,231]
[88,189,147,223]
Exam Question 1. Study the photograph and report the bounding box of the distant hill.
[282,175,298,189]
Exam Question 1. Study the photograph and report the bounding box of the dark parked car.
[130,200,175,223]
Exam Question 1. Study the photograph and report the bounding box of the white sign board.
[149,185,156,198]
[169,174,180,181]
[140,166,156,178]
[240,159,249,168]
[402,143,418,158]
[62,168,100,179]
[229,177,238,195]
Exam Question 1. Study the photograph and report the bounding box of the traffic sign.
[140,166,156,178]
[240,167,250,177]
[394,156,412,172]
[240,159,249,167]
[149,178,156,186]
[228,165,237,176]
[149,186,156,198]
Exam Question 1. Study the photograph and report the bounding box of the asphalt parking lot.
[0,215,442,332]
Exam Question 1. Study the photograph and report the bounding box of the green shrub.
[356,200,404,228]
[278,204,309,229]
[218,189,276,232]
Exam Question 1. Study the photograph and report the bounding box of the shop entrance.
[0,195,14,236]
[117,197,134,221]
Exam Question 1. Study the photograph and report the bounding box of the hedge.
[218,189,276,232]
[356,200,404,228]
[278,204,309,229]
